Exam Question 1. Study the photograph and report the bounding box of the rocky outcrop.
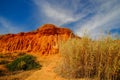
[0,24,75,54]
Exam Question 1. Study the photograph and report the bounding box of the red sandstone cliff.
[0,24,75,54]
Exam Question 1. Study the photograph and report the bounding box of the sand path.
[26,54,66,80]
[26,54,86,80]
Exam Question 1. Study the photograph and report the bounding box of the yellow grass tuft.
[57,35,120,80]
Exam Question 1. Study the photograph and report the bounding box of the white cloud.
[75,0,120,38]
[42,3,79,25]
[33,0,120,39]
[33,0,86,26]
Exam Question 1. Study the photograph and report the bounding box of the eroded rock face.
[0,24,75,54]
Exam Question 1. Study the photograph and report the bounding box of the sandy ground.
[26,54,65,80]
[26,54,86,80]
[0,70,37,80]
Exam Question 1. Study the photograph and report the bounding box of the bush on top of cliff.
[6,54,41,71]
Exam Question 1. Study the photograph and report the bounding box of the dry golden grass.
[58,35,120,80]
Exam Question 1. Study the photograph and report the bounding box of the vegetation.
[58,35,120,80]
[6,54,41,71]
[0,53,40,80]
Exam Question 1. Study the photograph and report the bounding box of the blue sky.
[0,0,120,39]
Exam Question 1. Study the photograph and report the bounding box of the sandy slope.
[26,54,86,80]
[25,54,65,80]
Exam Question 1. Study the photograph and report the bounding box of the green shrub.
[6,54,41,71]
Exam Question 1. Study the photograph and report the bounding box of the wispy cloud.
[33,0,120,39]
[41,3,79,25]
[75,0,120,38]
[0,17,24,34]
[33,0,87,25]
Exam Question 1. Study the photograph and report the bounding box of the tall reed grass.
[58,35,120,80]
